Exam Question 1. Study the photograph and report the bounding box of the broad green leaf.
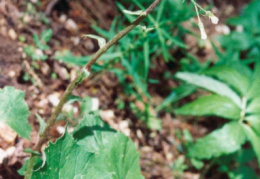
[32,121,143,178]
[32,132,95,179]
[244,115,260,136]
[175,72,242,107]
[175,95,241,120]
[0,86,31,139]
[242,124,260,166]
[203,66,250,95]
[73,114,116,152]
[88,132,143,179]
[246,63,260,99]
[188,122,247,159]
[246,97,260,114]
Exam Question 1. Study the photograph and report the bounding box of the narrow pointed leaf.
[175,72,242,107]
[203,66,250,95]
[83,34,106,48]
[0,86,31,139]
[242,124,260,166]
[175,95,241,120]
[247,63,260,99]
[35,113,46,136]
[244,115,260,136]
[188,122,247,159]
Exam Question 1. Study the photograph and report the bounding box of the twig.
[23,60,43,88]
[25,0,162,178]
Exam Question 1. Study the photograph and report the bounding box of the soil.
[0,0,253,179]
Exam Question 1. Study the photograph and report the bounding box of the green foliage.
[31,115,143,179]
[175,63,260,166]
[175,95,241,120]
[187,122,247,159]
[53,0,196,130]
[0,86,31,139]
[216,0,260,64]
[216,149,258,179]
[24,29,52,61]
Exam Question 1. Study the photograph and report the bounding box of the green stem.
[25,0,162,178]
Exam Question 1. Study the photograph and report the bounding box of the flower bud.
[198,22,207,40]
[206,11,219,24]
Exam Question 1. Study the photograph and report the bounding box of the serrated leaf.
[246,97,260,114]
[0,86,31,139]
[188,122,247,159]
[247,63,260,99]
[203,66,250,95]
[175,72,242,107]
[83,34,106,48]
[242,124,260,166]
[31,132,95,178]
[175,95,241,120]
[32,120,143,178]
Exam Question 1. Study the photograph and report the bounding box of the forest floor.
[0,0,250,178]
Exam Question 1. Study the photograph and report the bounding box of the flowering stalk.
[191,0,219,39]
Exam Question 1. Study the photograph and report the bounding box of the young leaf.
[0,86,31,139]
[175,95,241,120]
[83,34,106,48]
[35,113,46,136]
[40,29,52,43]
[203,66,250,95]
[242,124,260,166]
[123,9,144,16]
[246,63,260,99]
[175,72,242,107]
[188,122,247,159]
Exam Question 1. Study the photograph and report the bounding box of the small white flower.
[210,15,219,24]
[198,22,207,40]
[206,11,219,24]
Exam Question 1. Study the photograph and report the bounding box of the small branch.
[25,0,162,178]
[23,60,43,88]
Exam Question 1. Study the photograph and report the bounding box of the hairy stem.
[25,0,162,178]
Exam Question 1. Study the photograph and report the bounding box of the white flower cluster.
[193,1,219,40]
[196,10,219,40]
